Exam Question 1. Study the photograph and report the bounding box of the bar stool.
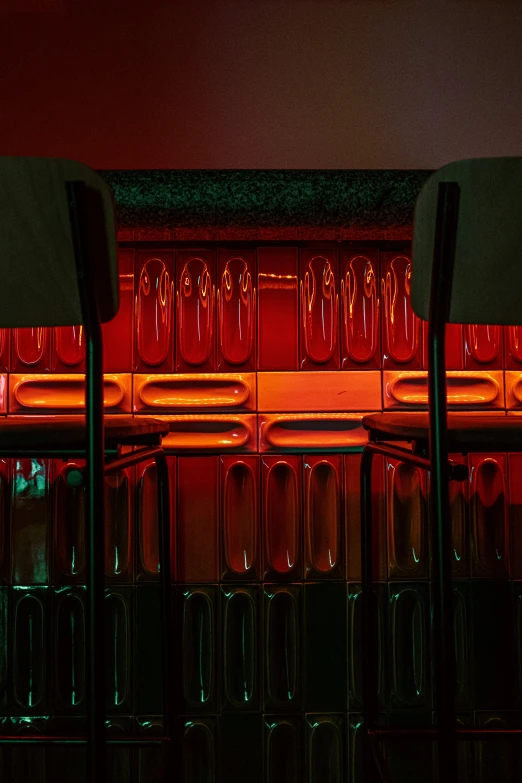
[360,157,522,782]
[0,157,176,783]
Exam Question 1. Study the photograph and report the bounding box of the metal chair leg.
[154,450,176,781]
[360,445,382,783]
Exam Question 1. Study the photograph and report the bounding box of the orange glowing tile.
[133,373,256,413]
[258,412,371,452]
[9,374,132,414]
[382,371,505,410]
[257,371,381,413]
[136,413,258,452]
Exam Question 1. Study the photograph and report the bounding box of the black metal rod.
[67,180,107,783]
[105,446,164,474]
[154,450,176,781]
[427,181,461,779]
[360,445,384,783]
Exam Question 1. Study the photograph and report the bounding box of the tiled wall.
[1,244,521,782]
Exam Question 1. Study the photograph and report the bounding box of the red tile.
[11,458,51,584]
[11,327,52,372]
[135,456,176,582]
[177,456,219,582]
[135,250,174,372]
[464,324,503,369]
[220,455,260,580]
[257,247,298,370]
[262,455,302,581]
[217,250,256,371]
[176,250,216,372]
[341,249,380,369]
[104,248,134,372]
[299,250,339,370]
[304,454,344,579]
[381,251,422,369]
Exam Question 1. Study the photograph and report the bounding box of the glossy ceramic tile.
[381,251,422,369]
[53,460,86,583]
[147,413,257,452]
[104,248,134,372]
[11,586,48,714]
[257,370,381,412]
[264,585,302,712]
[135,455,175,582]
[383,370,505,409]
[505,370,522,409]
[259,413,369,452]
[299,250,339,370]
[222,585,260,710]
[53,325,85,372]
[54,586,86,713]
[221,455,260,581]
[257,247,299,370]
[181,585,218,712]
[469,454,509,578]
[0,459,10,583]
[304,455,344,579]
[509,455,522,578]
[422,321,463,369]
[182,717,216,782]
[386,457,428,579]
[306,714,345,783]
[464,324,503,369]
[176,250,216,372]
[345,452,386,581]
[348,584,387,710]
[505,324,522,369]
[217,250,256,371]
[177,456,219,582]
[135,584,162,714]
[262,455,302,581]
[133,372,256,413]
[135,250,174,372]
[264,716,303,783]
[388,582,430,708]
[9,373,132,414]
[341,249,380,369]
[11,327,52,372]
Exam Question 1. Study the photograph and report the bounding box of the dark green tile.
[305,582,347,712]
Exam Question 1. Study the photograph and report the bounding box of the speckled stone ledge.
[99,169,432,242]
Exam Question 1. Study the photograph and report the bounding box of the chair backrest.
[412,157,522,325]
[0,156,118,328]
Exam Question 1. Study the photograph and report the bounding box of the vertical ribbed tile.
[183,717,216,783]
[135,250,174,372]
[104,248,134,372]
[388,583,430,709]
[470,454,509,578]
[448,454,469,576]
[0,587,7,713]
[54,586,86,715]
[11,458,51,585]
[381,251,422,369]
[304,583,347,712]
[474,712,520,783]
[53,325,85,372]
[464,324,503,369]
[306,714,345,783]
[219,714,263,783]
[12,586,48,715]
[509,455,522,578]
[11,327,52,372]
[177,457,218,583]
[0,328,10,372]
[136,457,176,582]
[104,587,132,716]
[8,718,50,783]
[422,321,463,369]
[299,250,339,370]
[181,586,218,714]
[222,585,260,711]
[104,466,134,583]
[262,456,302,582]
[264,716,303,783]
[348,714,364,783]
[176,250,216,373]
[304,455,344,580]
[348,584,386,711]
[221,456,260,581]
[217,250,256,372]
[345,453,386,581]
[386,458,428,579]
[0,459,10,584]
[264,585,301,712]
[136,717,163,783]
[53,460,85,584]
[257,247,298,370]
[341,249,380,370]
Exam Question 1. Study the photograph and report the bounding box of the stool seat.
[362,412,522,453]
[0,416,169,451]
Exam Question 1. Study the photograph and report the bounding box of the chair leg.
[360,446,383,783]
[154,451,176,781]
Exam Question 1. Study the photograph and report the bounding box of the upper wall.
[2,0,522,170]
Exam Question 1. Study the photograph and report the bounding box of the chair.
[360,158,522,782]
[0,157,175,783]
